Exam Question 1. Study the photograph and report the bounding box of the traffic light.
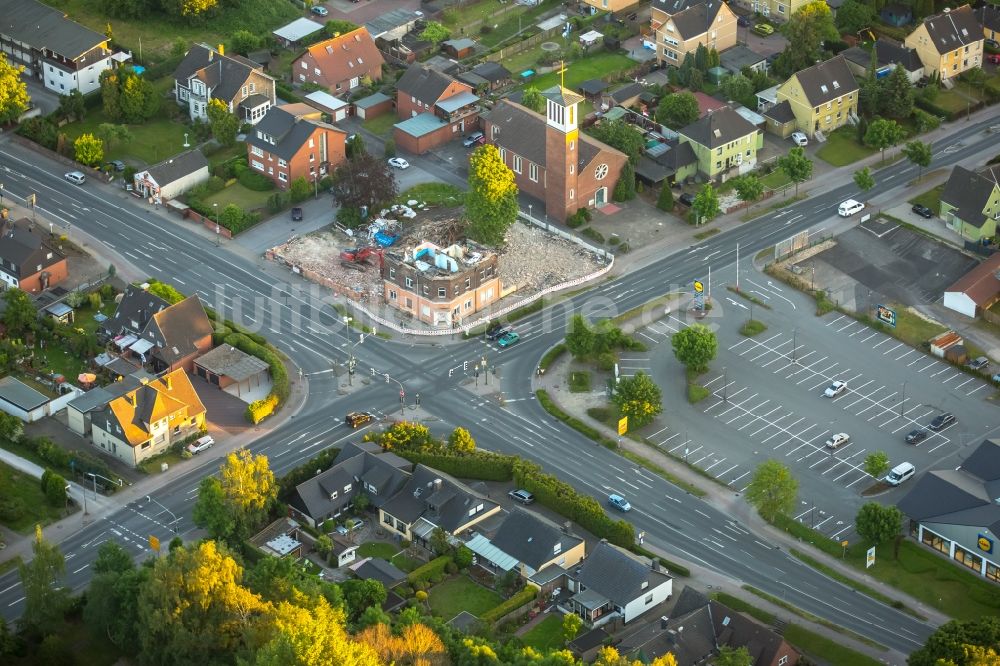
[449,368,454,377]
[463,361,468,372]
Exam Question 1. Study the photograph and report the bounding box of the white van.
[838,199,865,217]
[885,462,915,486]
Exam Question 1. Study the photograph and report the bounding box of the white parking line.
[872,338,892,349]
[859,332,879,342]
[967,384,989,396]
[730,471,750,485]
[882,343,903,355]
[896,349,915,361]
[826,315,846,327]
[717,464,739,478]
[954,377,975,390]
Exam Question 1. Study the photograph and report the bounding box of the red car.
[988,54,1000,65]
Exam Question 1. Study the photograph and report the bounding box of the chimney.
[562,520,572,534]
[126,392,135,407]
[218,43,225,56]
[651,559,660,572]
[164,374,172,390]
[433,478,442,492]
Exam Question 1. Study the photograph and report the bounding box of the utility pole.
[900,381,906,417]
[735,242,740,290]
[791,327,797,364]
[723,366,728,402]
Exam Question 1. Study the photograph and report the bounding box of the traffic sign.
[149,535,160,552]
[617,416,628,435]
[693,280,704,293]
[866,546,875,568]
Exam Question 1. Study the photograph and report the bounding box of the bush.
[275,82,301,103]
[384,138,396,158]
[237,168,275,192]
[395,450,514,481]
[407,555,452,585]
[267,191,289,213]
[566,208,588,228]
[539,343,566,371]
[480,587,537,623]
[278,447,342,500]
[911,107,941,133]
[246,394,278,424]
[581,227,605,244]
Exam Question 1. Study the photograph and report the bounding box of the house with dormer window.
[651,0,737,66]
[291,28,383,94]
[173,43,276,124]
[677,105,762,181]
[905,5,983,81]
[0,217,68,293]
[245,104,347,189]
[769,55,859,140]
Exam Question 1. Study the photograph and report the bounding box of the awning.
[464,533,518,572]
[114,334,139,349]
[130,338,155,355]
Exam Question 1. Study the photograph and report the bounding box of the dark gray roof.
[635,155,673,183]
[143,295,213,367]
[381,464,498,533]
[483,99,605,171]
[0,376,49,411]
[720,45,767,73]
[618,586,715,663]
[193,344,269,381]
[364,8,420,38]
[920,5,983,54]
[471,61,511,83]
[490,510,583,571]
[763,100,795,124]
[423,55,461,75]
[657,139,698,170]
[0,0,108,60]
[173,44,263,103]
[653,0,707,14]
[897,439,1000,535]
[355,558,407,587]
[679,105,757,149]
[290,450,412,522]
[976,4,1000,33]
[144,150,209,187]
[579,79,610,95]
[246,50,272,67]
[609,82,645,104]
[100,284,170,339]
[245,106,341,162]
[457,71,489,89]
[67,376,143,414]
[710,598,795,666]
[668,0,727,39]
[448,611,481,632]
[575,542,672,608]
[396,65,462,105]
[790,56,859,106]
[843,39,922,73]
[354,92,392,109]
[941,165,1000,229]
[0,218,64,279]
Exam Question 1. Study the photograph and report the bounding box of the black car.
[486,323,510,340]
[912,204,934,219]
[291,207,303,221]
[109,160,126,172]
[905,429,928,444]
[929,413,956,431]
[678,192,695,207]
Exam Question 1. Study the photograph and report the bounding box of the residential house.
[132,150,209,201]
[728,0,809,21]
[364,8,422,42]
[772,56,859,139]
[564,541,673,627]
[975,4,1000,43]
[0,217,67,293]
[898,438,1000,584]
[635,139,699,187]
[91,369,207,467]
[251,518,305,559]
[880,3,913,27]
[245,104,347,190]
[67,372,151,436]
[354,558,408,588]
[943,253,1000,319]
[192,344,270,401]
[939,165,1000,242]
[393,65,479,154]
[272,17,325,48]
[291,28,384,95]
[331,536,359,567]
[465,509,585,579]
[99,284,214,373]
[904,5,983,81]
[482,89,628,222]
[677,105,762,181]
[0,0,128,95]
[173,44,276,125]
[842,39,924,84]
[651,0,738,67]
[381,240,501,328]
[619,586,801,665]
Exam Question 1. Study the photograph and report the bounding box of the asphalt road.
[2,117,998,651]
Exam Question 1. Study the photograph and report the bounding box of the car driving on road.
[346,411,373,428]
[388,157,409,169]
[824,380,847,397]
[608,494,631,512]
[485,323,509,340]
[497,331,520,347]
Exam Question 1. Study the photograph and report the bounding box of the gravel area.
[498,222,604,295]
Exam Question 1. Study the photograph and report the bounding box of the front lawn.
[0,461,67,532]
[815,128,876,167]
[427,576,503,619]
[363,113,399,139]
[201,182,274,212]
[521,614,565,652]
[931,89,975,114]
[524,53,636,92]
[760,169,792,190]
[397,183,466,207]
[908,184,944,215]
[61,111,190,167]
[358,541,399,560]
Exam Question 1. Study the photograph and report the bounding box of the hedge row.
[632,545,691,578]
[538,343,566,372]
[407,555,452,585]
[397,450,514,482]
[480,587,537,623]
[279,447,342,500]
[246,394,279,424]
[536,390,618,450]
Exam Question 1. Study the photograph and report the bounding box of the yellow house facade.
[582,0,640,12]
[652,0,738,66]
[775,56,859,138]
[904,5,984,81]
[731,0,810,21]
[678,105,763,180]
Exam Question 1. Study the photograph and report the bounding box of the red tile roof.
[946,253,1000,306]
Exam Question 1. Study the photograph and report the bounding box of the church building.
[481,85,628,222]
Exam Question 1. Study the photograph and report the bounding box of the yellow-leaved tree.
[220,448,277,534]
[466,144,519,246]
[0,55,30,124]
[74,133,104,167]
[355,621,447,664]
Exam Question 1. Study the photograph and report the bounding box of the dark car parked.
[486,323,510,340]
[679,192,695,207]
[929,413,956,431]
[905,429,928,444]
[911,204,934,219]
[291,207,303,221]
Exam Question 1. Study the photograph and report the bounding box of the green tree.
[834,0,875,34]
[101,0,152,20]
[745,460,798,521]
[117,68,158,122]
[565,314,595,358]
[773,1,839,78]
[314,535,333,558]
[466,144,519,246]
[332,151,398,216]
[0,412,24,442]
[589,119,644,165]
[229,29,259,55]
[74,133,104,167]
[356,604,392,630]
[864,117,905,162]
[910,617,1000,666]
[100,68,122,121]
[612,372,663,428]
[97,122,133,151]
[520,87,545,113]
[656,184,674,212]
[0,55,30,124]
[220,203,245,231]
[84,542,148,651]
[454,545,473,569]
[655,92,700,129]
[721,73,754,105]
[57,89,86,122]
[716,645,752,666]
[671,323,717,372]
[777,146,813,195]
[855,502,903,545]
[690,183,720,224]
[18,525,70,636]
[192,476,238,542]
[694,44,709,71]
[346,133,367,159]
[902,140,932,183]
[881,65,914,119]
[383,138,395,158]
[732,174,764,211]
[43,471,67,507]
[561,613,582,645]
[3,288,37,336]
[289,176,312,204]
[859,76,881,118]
[340,578,387,619]
[429,527,451,556]
[420,21,451,44]
[853,167,875,192]
[207,98,238,147]
[448,427,476,453]
[325,19,360,37]
[863,450,890,478]
[613,161,636,202]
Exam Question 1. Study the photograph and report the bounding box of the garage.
[304,90,349,123]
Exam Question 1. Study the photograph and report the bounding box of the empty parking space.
[645,425,752,490]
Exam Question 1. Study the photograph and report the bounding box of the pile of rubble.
[498,223,604,295]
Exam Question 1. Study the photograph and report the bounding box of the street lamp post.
[528,203,532,220]
[29,193,36,222]
[482,356,488,386]
[723,366,728,402]
[900,381,906,417]
[145,495,179,533]
[791,327,798,364]
[0,183,4,210]
[213,203,220,246]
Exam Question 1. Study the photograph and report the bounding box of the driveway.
[192,378,255,435]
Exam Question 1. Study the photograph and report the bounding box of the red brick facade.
[292,28,384,95]
[396,79,473,119]
[247,124,347,190]
[18,258,68,294]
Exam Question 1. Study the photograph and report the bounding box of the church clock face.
[595,163,609,180]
